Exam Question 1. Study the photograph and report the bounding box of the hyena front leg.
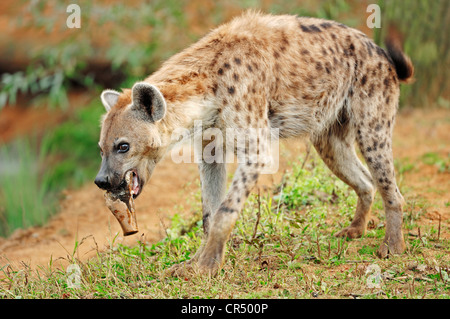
[196,160,262,275]
[199,161,228,235]
[196,129,270,275]
[167,147,227,276]
[186,160,227,264]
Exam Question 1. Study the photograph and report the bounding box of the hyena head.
[95,82,169,197]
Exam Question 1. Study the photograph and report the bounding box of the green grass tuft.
[0,138,57,236]
[1,151,448,299]
[0,98,104,236]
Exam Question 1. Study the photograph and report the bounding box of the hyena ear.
[100,89,120,112]
[131,82,166,122]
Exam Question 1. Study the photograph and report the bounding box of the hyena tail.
[385,26,414,84]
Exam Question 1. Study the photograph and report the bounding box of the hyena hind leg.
[312,123,375,239]
[356,113,406,258]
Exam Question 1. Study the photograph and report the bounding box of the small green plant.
[0,138,57,236]
[395,158,415,175]
[421,152,449,173]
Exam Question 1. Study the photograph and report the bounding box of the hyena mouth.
[128,169,141,199]
[104,170,139,236]
[114,169,141,199]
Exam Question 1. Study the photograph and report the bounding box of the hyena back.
[96,12,414,275]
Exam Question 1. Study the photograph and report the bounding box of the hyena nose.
[94,174,111,190]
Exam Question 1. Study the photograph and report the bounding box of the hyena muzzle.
[95,12,414,276]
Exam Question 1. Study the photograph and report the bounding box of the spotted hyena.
[95,11,414,276]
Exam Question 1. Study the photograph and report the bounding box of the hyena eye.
[118,143,130,153]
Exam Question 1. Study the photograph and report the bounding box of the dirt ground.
[0,105,448,272]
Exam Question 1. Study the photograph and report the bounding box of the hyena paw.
[166,255,221,278]
[335,225,364,239]
[165,260,197,278]
[165,245,214,278]
[196,251,223,277]
[376,236,406,258]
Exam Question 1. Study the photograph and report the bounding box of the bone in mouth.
[104,171,138,236]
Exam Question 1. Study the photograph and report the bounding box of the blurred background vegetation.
[0,0,448,237]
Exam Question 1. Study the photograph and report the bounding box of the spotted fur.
[96,11,414,276]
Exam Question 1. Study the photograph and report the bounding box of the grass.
[1,0,448,300]
[1,151,448,299]
[420,152,449,173]
[0,97,104,237]
[0,138,57,236]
